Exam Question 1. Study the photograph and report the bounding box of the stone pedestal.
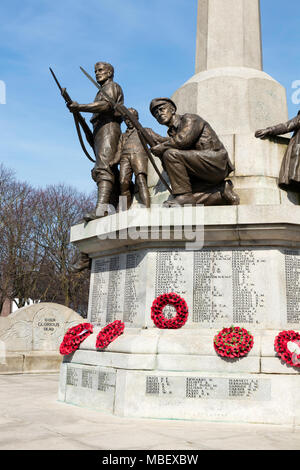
[58,207,300,424]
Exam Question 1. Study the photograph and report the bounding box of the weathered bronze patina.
[80,66,172,195]
[255,112,300,192]
[149,98,240,206]
[115,108,151,209]
[68,62,124,220]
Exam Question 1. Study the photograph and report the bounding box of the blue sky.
[0,0,299,193]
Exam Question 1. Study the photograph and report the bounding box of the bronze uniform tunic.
[266,112,300,191]
[90,80,124,184]
[163,114,234,195]
[118,128,150,184]
[117,127,166,186]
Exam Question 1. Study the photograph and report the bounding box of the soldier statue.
[115,107,156,209]
[68,62,124,220]
[256,112,300,192]
[149,98,240,206]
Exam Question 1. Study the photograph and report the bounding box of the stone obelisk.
[195,0,263,72]
[171,0,291,205]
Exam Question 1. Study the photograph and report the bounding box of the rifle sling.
[73,114,96,163]
[138,132,172,195]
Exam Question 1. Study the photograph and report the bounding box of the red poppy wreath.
[96,320,125,350]
[59,323,93,356]
[214,326,254,359]
[274,330,300,368]
[151,293,189,329]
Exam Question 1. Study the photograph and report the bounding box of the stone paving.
[0,373,300,450]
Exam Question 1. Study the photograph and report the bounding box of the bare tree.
[0,165,42,310]
[0,165,94,317]
[32,184,94,316]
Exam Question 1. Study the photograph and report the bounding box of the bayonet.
[50,68,96,163]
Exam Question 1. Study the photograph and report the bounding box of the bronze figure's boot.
[136,174,150,208]
[84,181,114,222]
[119,179,132,211]
[163,192,197,207]
[221,180,240,205]
[118,190,132,211]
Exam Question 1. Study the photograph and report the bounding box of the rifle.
[49,68,96,163]
[79,66,172,194]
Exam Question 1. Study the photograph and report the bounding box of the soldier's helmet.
[150,98,177,116]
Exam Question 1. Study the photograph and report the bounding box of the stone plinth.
[59,327,300,425]
[58,207,300,424]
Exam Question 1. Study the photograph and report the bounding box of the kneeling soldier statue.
[149,98,240,206]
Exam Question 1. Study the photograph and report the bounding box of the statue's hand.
[255,128,269,139]
[151,143,166,157]
[67,101,80,113]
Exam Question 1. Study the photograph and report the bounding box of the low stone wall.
[0,352,62,374]
[0,303,83,374]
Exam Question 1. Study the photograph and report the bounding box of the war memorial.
[56,0,300,425]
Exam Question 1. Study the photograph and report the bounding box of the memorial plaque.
[89,252,147,326]
[228,378,260,398]
[154,251,193,319]
[193,250,232,323]
[82,368,97,390]
[88,247,298,330]
[64,365,116,412]
[232,251,266,324]
[106,256,123,324]
[145,375,272,401]
[193,249,268,326]
[123,252,147,325]
[67,366,81,387]
[66,364,116,392]
[89,255,125,325]
[284,250,300,324]
[186,377,219,399]
[146,376,173,395]
[89,258,111,324]
[98,371,115,392]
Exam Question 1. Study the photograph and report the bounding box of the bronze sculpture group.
[53,61,241,219]
[51,61,300,271]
